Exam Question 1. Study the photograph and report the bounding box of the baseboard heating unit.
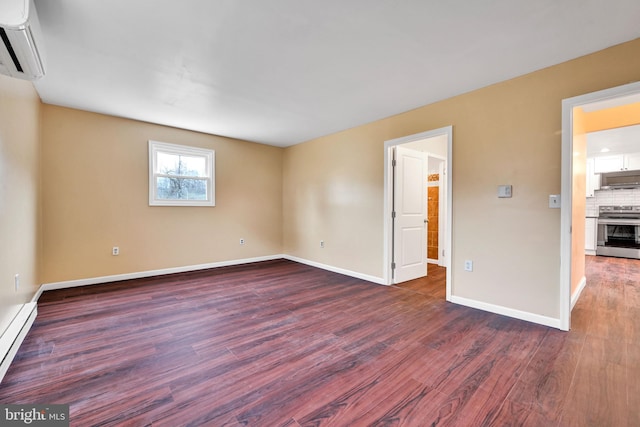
[0,302,37,383]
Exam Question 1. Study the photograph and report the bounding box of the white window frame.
[148,140,215,207]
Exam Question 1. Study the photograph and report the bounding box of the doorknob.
[424,219,428,223]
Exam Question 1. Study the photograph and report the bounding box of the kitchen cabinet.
[585,217,597,255]
[594,155,623,173]
[627,152,640,170]
[586,158,600,198]
[594,153,640,173]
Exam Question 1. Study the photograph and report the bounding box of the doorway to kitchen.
[561,81,640,331]
[383,126,452,301]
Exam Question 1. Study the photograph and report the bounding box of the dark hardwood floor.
[0,256,637,426]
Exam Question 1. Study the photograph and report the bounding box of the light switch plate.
[498,185,512,198]
[549,194,561,208]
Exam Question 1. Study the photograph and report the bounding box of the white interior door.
[393,146,427,284]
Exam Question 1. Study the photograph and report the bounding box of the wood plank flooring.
[0,256,637,426]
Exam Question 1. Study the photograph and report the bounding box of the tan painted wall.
[283,38,640,319]
[584,101,640,132]
[0,75,41,336]
[572,107,587,296]
[2,38,638,329]
[283,128,384,276]
[41,106,283,283]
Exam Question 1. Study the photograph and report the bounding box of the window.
[149,140,215,206]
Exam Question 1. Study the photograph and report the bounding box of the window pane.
[149,140,215,206]
[156,177,208,200]
[156,152,207,177]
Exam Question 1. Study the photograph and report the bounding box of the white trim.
[0,302,37,384]
[148,140,215,207]
[38,255,283,293]
[383,126,453,300]
[427,258,439,265]
[383,147,392,284]
[34,254,386,300]
[283,255,385,285]
[560,81,640,332]
[438,159,447,268]
[571,276,587,310]
[31,285,44,303]
[450,295,561,330]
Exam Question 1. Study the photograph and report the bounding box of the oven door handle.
[597,218,640,225]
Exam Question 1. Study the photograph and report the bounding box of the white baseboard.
[31,286,45,304]
[0,302,37,384]
[571,276,587,310]
[35,254,386,299]
[449,295,562,330]
[38,255,284,295]
[34,255,566,332]
[282,255,386,285]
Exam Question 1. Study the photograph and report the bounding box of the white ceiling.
[32,0,640,147]
[587,124,640,157]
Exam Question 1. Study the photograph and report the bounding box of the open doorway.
[561,81,640,331]
[383,126,453,301]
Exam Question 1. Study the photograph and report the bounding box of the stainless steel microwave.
[600,170,640,189]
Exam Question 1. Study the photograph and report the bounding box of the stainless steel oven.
[596,205,640,259]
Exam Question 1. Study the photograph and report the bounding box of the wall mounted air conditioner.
[0,0,46,80]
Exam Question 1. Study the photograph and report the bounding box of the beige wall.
[283,128,384,275]
[0,75,41,336]
[283,38,640,320]
[41,106,283,283]
[2,37,639,330]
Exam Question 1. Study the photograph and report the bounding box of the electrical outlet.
[320,240,324,248]
[464,260,473,272]
[14,274,19,291]
[112,246,120,256]
[240,238,245,245]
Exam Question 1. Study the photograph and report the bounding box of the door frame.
[427,154,447,266]
[438,159,447,267]
[383,125,453,301]
[560,81,640,331]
